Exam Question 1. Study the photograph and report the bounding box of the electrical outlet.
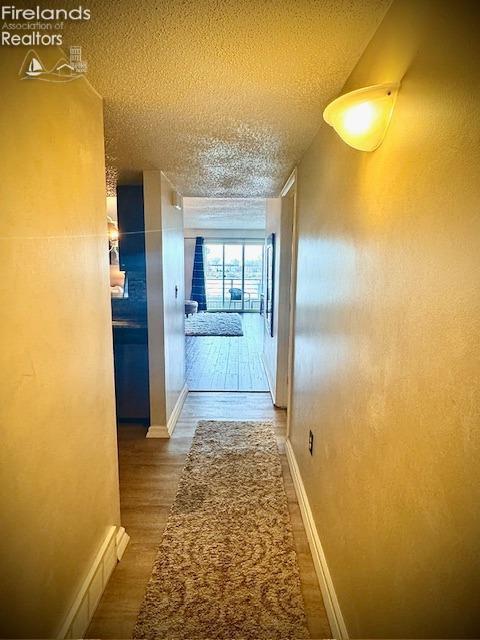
[308,430,314,455]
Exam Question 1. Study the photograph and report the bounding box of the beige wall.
[144,171,185,428]
[290,0,480,637]
[144,171,167,427]
[263,198,292,407]
[0,48,121,637]
[161,174,186,418]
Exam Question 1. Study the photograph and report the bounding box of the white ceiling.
[183,198,266,230]
[65,0,391,196]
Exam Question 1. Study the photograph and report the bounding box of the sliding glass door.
[204,240,264,311]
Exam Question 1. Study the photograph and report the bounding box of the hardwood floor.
[86,392,331,639]
[186,313,269,392]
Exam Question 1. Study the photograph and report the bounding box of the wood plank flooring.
[86,393,331,639]
[186,313,269,392]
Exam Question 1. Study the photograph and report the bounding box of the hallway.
[3,1,480,637]
[86,393,330,639]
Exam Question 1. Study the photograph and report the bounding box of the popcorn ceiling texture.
[105,163,118,197]
[65,0,390,196]
[183,197,266,229]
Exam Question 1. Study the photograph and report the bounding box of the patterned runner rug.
[185,312,243,336]
[133,420,310,639]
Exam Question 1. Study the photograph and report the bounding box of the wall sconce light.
[323,82,400,151]
[107,217,119,245]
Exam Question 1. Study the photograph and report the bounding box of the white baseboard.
[116,526,130,561]
[285,439,349,640]
[146,423,169,438]
[261,354,287,409]
[146,384,188,438]
[261,353,276,405]
[167,383,188,436]
[261,353,275,404]
[57,524,129,639]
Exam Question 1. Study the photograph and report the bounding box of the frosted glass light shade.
[323,83,400,151]
[107,219,119,243]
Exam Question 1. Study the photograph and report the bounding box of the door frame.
[282,168,298,439]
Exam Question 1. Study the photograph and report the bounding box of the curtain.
[191,236,207,311]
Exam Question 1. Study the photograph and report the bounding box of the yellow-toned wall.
[144,171,168,427]
[159,173,185,419]
[0,48,121,637]
[144,171,185,429]
[290,0,480,637]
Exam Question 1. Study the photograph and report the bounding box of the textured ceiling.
[65,0,390,196]
[183,198,266,229]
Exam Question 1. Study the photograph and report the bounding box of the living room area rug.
[185,312,244,336]
[133,420,310,639]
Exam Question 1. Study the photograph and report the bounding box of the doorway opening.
[183,198,271,393]
[185,235,268,392]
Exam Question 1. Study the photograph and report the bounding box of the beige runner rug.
[133,420,310,639]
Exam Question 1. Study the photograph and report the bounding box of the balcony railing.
[205,276,263,311]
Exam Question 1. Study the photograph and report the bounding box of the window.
[204,240,264,311]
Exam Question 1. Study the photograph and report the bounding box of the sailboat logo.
[19,48,87,83]
[26,56,44,77]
